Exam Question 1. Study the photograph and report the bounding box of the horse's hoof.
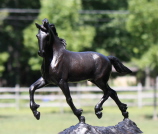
[79,108,83,112]
[33,103,40,109]
[34,111,40,120]
[35,104,40,109]
[122,111,129,119]
[30,103,40,111]
[96,111,102,119]
[95,106,103,112]
[76,109,83,116]
[120,103,127,111]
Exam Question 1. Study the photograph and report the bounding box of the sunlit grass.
[0,106,158,134]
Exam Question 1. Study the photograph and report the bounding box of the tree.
[24,0,95,71]
[126,0,158,79]
[81,0,133,61]
[0,52,9,76]
[0,0,41,86]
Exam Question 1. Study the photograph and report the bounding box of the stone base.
[59,116,143,134]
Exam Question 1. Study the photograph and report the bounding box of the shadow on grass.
[0,115,14,119]
[144,114,153,119]
[49,109,94,114]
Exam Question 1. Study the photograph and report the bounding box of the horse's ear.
[35,23,41,29]
[42,18,49,25]
[43,19,49,29]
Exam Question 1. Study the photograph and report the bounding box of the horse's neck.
[52,39,65,56]
[49,31,65,56]
[43,40,64,62]
[41,42,65,77]
[42,43,53,66]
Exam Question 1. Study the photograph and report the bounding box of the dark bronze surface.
[29,18,132,122]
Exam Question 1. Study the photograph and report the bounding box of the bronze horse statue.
[29,19,132,122]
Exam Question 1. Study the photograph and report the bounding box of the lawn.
[0,106,157,134]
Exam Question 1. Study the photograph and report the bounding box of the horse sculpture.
[29,19,132,122]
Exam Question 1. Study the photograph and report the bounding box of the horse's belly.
[68,69,93,82]
[68,77,91,83]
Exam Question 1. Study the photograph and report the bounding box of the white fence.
[0,84,157,109]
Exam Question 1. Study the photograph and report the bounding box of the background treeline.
[0,0,158,87]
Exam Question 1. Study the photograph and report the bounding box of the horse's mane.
[42,19,67,49]
[49,24,67,48]
[59,38,67,48]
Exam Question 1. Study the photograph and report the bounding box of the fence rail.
[0,84,157,109]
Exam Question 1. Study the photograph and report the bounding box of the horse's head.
[35,22,49,57]
[35,19,58,57]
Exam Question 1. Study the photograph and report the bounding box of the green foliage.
[2,0,158,85]
[132,45,158,78]
[0,0,41,86]
[0,52,9,76]
[81,0,132,61]
[127,0,158,46]
[81,0,128,10]
[24,0,95,71]
[126,0,158,77]
[100,13,134,61]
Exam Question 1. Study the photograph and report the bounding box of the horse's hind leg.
[107,84,129,119]
[29,77,48,120]
[91,80,110,119]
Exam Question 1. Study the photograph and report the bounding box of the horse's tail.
[107,56,132,74]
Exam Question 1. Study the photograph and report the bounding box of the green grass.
[0,106,158,134]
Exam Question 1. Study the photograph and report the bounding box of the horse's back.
[64,51,112,82]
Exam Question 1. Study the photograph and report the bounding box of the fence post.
[137,83,142,108]
[153,77,158,120]
[15,84,20,109]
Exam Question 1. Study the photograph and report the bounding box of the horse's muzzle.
[38,50,45,57]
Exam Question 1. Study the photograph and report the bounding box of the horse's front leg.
[29,77,48,120]
[58,79,83,121]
